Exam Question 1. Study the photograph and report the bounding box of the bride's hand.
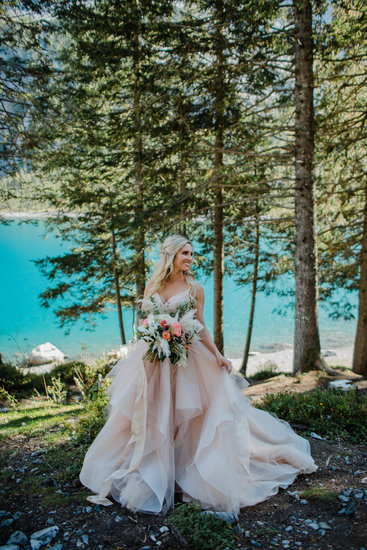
[216,354,232,374]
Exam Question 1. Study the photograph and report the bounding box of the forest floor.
[1,373,367,550]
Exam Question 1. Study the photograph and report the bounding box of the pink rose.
[171,322,182,337]
[162,330,171,341]
[143,318,149,326]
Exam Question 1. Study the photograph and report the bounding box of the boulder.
[29,343,67,365]
[329,379,357,392]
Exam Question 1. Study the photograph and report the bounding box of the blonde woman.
[80,235,317,516]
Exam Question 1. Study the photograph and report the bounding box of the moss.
[300,487,337,502]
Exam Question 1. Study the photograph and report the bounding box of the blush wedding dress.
[79,289,317,515]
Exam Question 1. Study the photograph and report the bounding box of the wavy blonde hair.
[146,235,199,299]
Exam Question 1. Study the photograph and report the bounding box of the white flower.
[152,336,171,358]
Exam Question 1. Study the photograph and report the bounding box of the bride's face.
[173,243,194,272]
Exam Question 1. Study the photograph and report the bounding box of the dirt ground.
[1,374,367,550]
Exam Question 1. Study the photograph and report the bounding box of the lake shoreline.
[0,210,57,219]
[19,344,354,376]
[230,345,353,375]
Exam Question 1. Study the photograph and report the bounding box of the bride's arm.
[138,279,154,327]
[195,285,232,374]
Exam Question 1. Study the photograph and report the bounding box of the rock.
[338,495,350,503]
[309,522,319,530]
[159,526,169,533]
[107,345,130,363]
[300,499,308,505]
[214,511,239,524]
[285,526,293,532]
[30,526,59,550]
[0,546,20,550]
[310,432,324,440]
[114,515,128,523]
[31,450,47,457]
[318,522,331,529]
[47,518,55,526]
[1,518,14,528]
[0,511,11,518]
[82,535,89,544]
[355,491,364,500]
[362,477,367,484]
[338,503,356,516]
[29,343,67,365]
[342,488,352,496]
[353,470,363,475]
[329,380,357,391]
[85,506,92,514]
[48,545,63,550]
[12,513,23,521]
[0,407,10,413]
[7,531,28,546]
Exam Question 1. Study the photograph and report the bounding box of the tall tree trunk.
[353,181,367,376]
[213,0,225,354]
[241,212,260,376]
[112,228,126,345]
[133,0,145,300]
[293,0,322,374]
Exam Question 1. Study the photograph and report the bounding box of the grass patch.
[0,398,83,442]
[249,363,279,381]
[299,487,337,502]
[258,387,367,442]
[167,503,234,550]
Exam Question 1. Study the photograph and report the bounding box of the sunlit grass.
[0,398,83,443]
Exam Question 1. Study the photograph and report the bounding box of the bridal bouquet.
[137,297,203,368]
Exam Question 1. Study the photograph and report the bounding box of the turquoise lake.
[0,221,357,362]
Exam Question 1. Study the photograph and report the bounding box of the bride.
[79,234,317,515]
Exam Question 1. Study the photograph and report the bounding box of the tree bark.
[213,0,225,353]
[112,228,126,345]
[353,181,367,376]
[241,212,260,376]
[133,0,146,300]
[293,0,322,374]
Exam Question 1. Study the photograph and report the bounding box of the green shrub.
[167,503,234,550]
[49,361,86,384]
[0,386,17,407]
[73,391,110,445]
[45,375,68,404]
[73,358,110,401]
[0,362,30,393]
[258,388,367,442]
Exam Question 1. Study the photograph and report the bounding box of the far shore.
[0,210,66,219]
[19,345,354,376]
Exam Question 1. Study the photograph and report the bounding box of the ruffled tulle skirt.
[79,340,317,514]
